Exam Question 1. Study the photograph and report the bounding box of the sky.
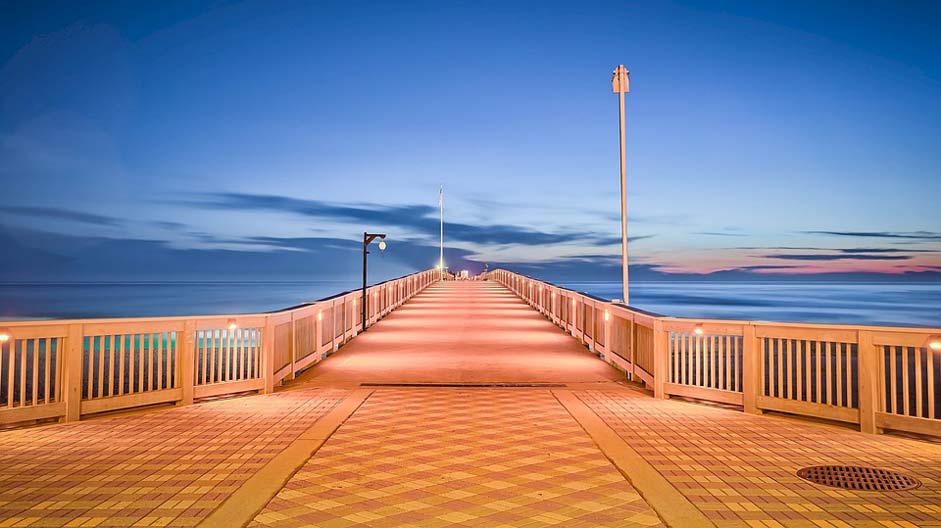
[1,0,940,283]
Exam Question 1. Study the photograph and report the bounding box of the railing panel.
[761,336,857,409]
[634,323,655,376]
[1,337,62,410]
[335,300,345,339]
[320,307,335,347]
[83,329,179,400]
[668,329,743,393]
[608,316,630,363]
[195,327,263,386]
[594,306,605,347]
[295,315,316,362]
[274,322,292,372]
[881,344,938,420]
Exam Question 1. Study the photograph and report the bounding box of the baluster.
[915,346,923,418]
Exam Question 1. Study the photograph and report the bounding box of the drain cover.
[797,465,920,492]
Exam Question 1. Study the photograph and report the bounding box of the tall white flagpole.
[612,65,630,305]
[439,186,444,280]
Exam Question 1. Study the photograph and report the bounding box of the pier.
[1,273,940,527]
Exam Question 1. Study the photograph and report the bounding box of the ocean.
[559,281,941,328]
[0,280,939,328]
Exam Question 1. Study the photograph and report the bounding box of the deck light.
[604,310,610,321]
[571,298,576,306]
[693,324,705,336]
[0,329,11,343]
[378,239,387,252]
[551,292,555,298]
[928,336,941,352]
[226,319,238,331]
[317,312,323,321]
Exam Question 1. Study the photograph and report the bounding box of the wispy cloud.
[4,206,120,226]
[735,246,936,254]
[804,230,941,240]
[697,231,749,237]
[764,253,913,261]
[184,192,631,247]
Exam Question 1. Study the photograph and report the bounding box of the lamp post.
[362,232,387,332]
[612,64,630,305]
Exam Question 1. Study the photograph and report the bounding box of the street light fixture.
[362,232,387,332]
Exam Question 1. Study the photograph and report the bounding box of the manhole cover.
[797,465,920,492]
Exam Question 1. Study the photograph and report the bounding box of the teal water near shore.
[1,280,939,328]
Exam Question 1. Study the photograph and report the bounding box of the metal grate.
[797,465,920,492]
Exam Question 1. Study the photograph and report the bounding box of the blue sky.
[1,0,939,282]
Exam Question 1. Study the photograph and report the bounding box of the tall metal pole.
[361,232,387,332]
[439,185,444,280]
[612,65,630,305]
[362,232,368,332]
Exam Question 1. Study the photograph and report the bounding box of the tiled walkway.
[0,389,346,527]
[250,389,662,528]
[580,389,941,528]
[2,281,940,527]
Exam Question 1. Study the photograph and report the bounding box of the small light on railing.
[927,336,941,352]
[604,310,610,322]
[0,329,11,343]
[571,298,576,306]
[693,324,705,336]
[226,319,238,331]
[353,298,357,305]
[317,312,323,321]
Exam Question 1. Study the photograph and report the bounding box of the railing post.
[629,317,637,381]
[61,323,84,422]
[287,316,297,381]
[742,324,761,414]
[653,319,668,399]
[261,315,275,394]
[178,319,196,406]
[857,330,882,434]
[316,310,324,357]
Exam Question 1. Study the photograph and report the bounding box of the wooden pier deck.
[1,280,940,527]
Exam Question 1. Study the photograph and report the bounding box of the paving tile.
[0,389,346,526]
[249,389,664,527]
[580,389,941,528]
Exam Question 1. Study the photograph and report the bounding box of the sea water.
[1,280,938,328]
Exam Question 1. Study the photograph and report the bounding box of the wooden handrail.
[0,269,439,427]
[487,268,940,437]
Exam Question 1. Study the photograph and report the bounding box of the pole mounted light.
[362,232,387,332]
[612,64,630,305]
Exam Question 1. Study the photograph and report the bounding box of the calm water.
[0,280,939,328]
[559,281,941,328]
[0,281,361,320]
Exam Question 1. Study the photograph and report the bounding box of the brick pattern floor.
[580,389,941,528]
[250,389,663,528]
[0,388,345,527]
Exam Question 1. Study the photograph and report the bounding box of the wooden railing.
[0,269,438,426]
[488,269,941,437]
